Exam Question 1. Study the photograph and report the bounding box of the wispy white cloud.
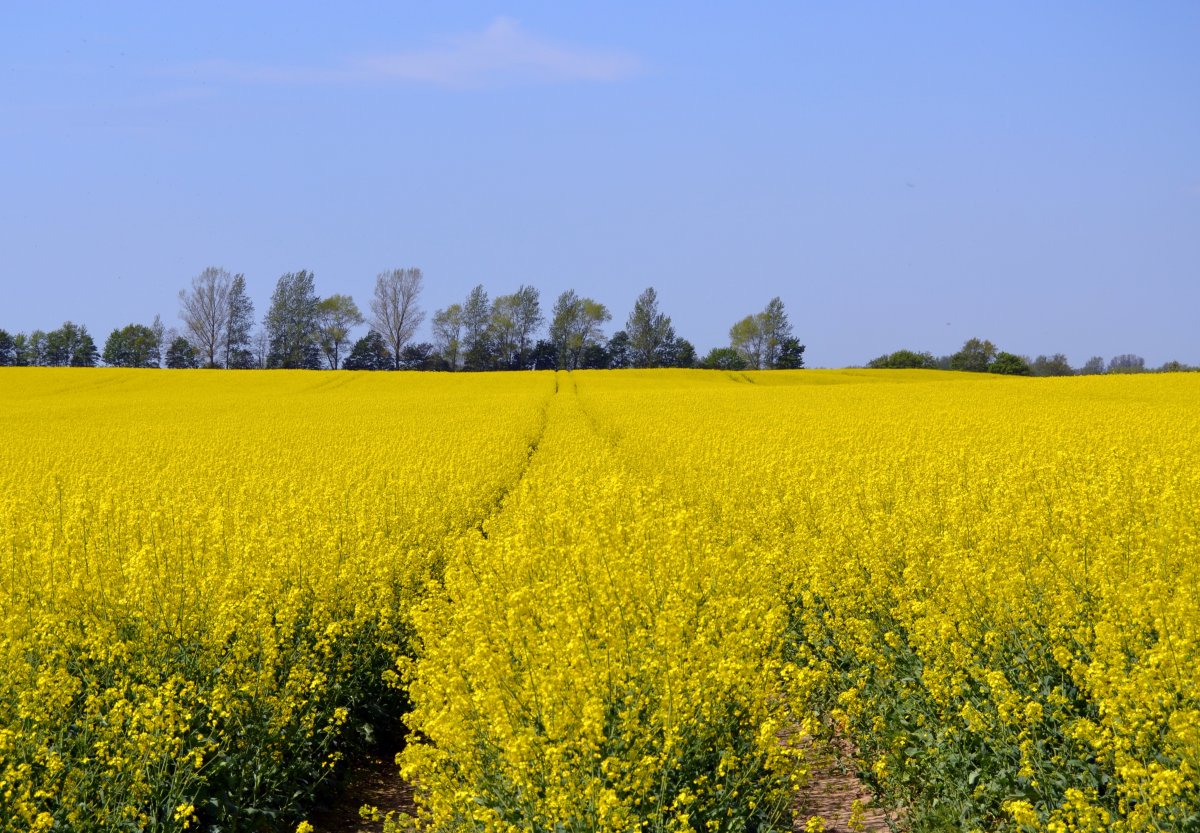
[182,18,640,89]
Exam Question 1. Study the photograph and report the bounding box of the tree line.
[868,339,1197,375]
[0,267,805,372]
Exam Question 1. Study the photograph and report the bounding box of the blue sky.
[2,2,1197,367]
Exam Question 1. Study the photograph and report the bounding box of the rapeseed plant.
[2,367,1197,832]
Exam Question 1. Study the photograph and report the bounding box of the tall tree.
[664,336,699,368]
[165,336,199,369]
[45,322,98,367]
[626,287,676,368]
[607,330,632,369]
[949,338,998,373]
[1030,354,1074,377]
[490,293,520,370]
[758,297,792,369]
[179,267,233,368]
[316,294,364,370]
[548,290,581,369]
[431,304,464,371]
[102,323,161,368]
[150,314,166,368]
[369,267,424,370]
[399,342,438,371]
[867,349,936,369]
[729,315,768,370]
[486,286,543,370]
[508,285,543,369]
[0,330,15,366]
[989,352,1032,375]
[15,331,47,366]
[529,339,558,370]
[1078,356,1106,375]
[265,270,321,369]
[461,284,493,371]
[343,330,393,371]
[700,346,749,370]
[1108,354,1146,374]
[251,328,270,369]
[548,290,610,370]
[224,275,256,369]
[730,297,796,370]
[578,341,611,369]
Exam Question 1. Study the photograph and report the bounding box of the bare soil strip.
[308,744,894,833]
[793,750,893,832]
[308,751,412,833]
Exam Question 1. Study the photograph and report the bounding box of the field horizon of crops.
[2,368,1197,832]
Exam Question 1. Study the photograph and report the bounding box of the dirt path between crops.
[308,751,412,833]
[793,744,894,832]
[308,742,894,833]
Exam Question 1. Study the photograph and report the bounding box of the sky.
[2,2,1197,368]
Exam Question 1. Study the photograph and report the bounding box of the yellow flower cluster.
[403,369,1199,832]
[400,372,807,832]
[0,368,552,831]
[2,366,1197,832]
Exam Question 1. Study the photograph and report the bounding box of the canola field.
[1,368,1197,833]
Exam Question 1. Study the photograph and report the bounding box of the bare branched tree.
[369,268,425,370]
[179,267,233,368]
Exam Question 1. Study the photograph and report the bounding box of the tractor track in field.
[306,373,893,833]
[793,736,895,832]
[307,742,894,833]
[470,374,557,540]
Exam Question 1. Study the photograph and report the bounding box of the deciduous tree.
[102,324,161,368]
[728,298,797,370]
[369,268,424,370]
[399,342,439,371]
[949,338,998,373]
[224,275,256,369]
[490,294,519,370]
[774,336,805,369]
[529,339,558,370]
[14,331,47,366]
[1108,354,1145,374]
[700,347,749,371]
[549,290,610,370]
[179,267,233,368]
[729,315,767,369]
[626,287,676,368]
[165,336,199,369]
[867,349,935,369]
[461,285,493,371]
[489,286,543,370]
[265,270,321,369]
[316,294,364,370]
[432,304,464,371]
[989,351,1031,375]
[0,330,14,366]
[45,322,98,367]
[1029,354,1074,377]
[150,314,166,368]
[510,285,544,369]
[758,297,792,368]
[607,331,632,369]
[343,330,393,371]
